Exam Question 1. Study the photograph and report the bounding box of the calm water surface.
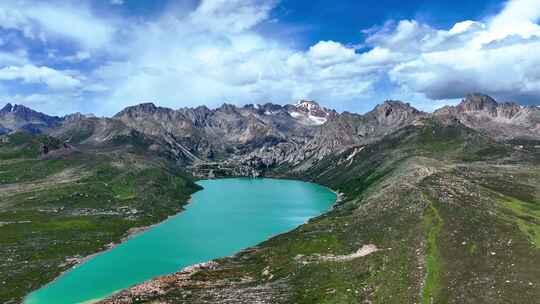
[25,178,336,304]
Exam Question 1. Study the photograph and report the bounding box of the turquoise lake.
[25,178,336,304]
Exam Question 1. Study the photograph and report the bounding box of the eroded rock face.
[285,100,336,125]
[0,103,62,134]
[183,100,427,176]
[6,93,539,177]
[434,93,540,139]
[112,101,328,164]
[310,100,425,153]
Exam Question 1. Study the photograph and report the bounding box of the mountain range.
[1,93,539,175]
[1,93,539,304]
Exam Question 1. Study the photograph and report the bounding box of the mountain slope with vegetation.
[0,132,200,303]
[99,118,540,304]
[0,93,539,304]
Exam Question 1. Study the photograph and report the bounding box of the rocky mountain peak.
[63,112,88,122]
[11,104,43,119]
[0,103,62,133]
[295,99,320,110]
[434,93,540,139]
[257,103,283,116]
[0,103,55,119]
[133,102,158,112]
[115,102,160,118]
[370,100,423,123]
[287,100,332,125]
[459,93,498,113]
[1,103,13,113]
[377,100,419,113]
[218,103,238,114]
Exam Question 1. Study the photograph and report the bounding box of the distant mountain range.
[0,103,62,134]
[1,93,539,175]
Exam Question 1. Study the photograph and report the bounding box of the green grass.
[0,211,138,301]
[0,132,64,160]
[0,146,38,159]
[0,133,201,303]
[3,120,540,304]
[499,196,540,248]
[0,158,72,184]
[85,115,540,304]
[422,196,443,304]
[468,243,477,254]
[416,122,467,153]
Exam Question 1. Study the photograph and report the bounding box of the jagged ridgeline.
[1,93,539,303]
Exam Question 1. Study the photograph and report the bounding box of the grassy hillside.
[0,133,201,303]
[101,119,540,304]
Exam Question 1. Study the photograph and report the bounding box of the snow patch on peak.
[308,114,327,125]
[288,99,331,125]
[295,100,320,111]
[287,110,327,125]
[264,110,280,115]
[289,111,302,118]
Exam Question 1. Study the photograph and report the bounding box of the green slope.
[101,119,540,304]
[0,132,201,303]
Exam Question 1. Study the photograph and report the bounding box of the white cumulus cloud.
[189,0,278,33]
[1,0,540,115]
[0,1,117,49]
[365,0,540,104]
[0,65,81,90]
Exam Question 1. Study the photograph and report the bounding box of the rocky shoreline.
[97,261,220,304]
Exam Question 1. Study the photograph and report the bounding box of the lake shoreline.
[98,180,342,304]
[25,178,337,304]
[23,196,196,304]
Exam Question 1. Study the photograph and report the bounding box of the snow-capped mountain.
[286,100,334,125]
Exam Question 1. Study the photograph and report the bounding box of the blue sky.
[0,0,539,116]
[273,0,503,45]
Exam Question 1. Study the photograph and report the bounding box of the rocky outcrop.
[223,100,426,174]
[113,101,326,163]
[0,103,62,134]
[308,100,425,155]
[285,99,336,125]
[50,117,133,144]
[98,261,220,304]
[434,93,540,139]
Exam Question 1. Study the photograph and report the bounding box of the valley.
[0,93,539,304]
[24,178,336,304]
[100,119,540,304]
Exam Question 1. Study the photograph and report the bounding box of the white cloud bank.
[0,65,81,90]
[0,1,116,49]
[0,0,539,115]
[371,0,540,103]
[92,0,398,113]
